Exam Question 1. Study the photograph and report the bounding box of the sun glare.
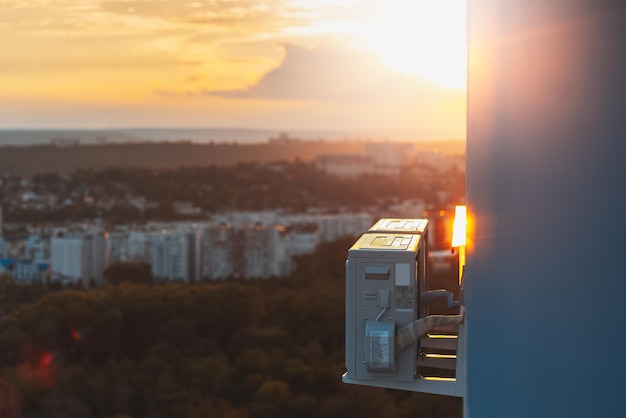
[354,0,467,89]
[451,205,467,248]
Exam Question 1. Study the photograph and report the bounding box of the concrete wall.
[466,1,626,417]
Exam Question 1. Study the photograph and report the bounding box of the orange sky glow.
[1,0,466,138]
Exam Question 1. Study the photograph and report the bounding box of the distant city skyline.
[0,127,465,147]
[1,0,466,138]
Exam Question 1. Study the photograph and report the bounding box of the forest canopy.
[0,238,461,418]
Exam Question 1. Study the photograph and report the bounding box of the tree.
[103,262,153,286]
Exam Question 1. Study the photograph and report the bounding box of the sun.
[353,0,467,90]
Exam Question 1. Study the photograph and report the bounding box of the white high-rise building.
[107,230,153,265]
[314,213,373,243]
[243,224,288,279]
[128,231,151,262]
[50,230,108,286]
[201,224,234,280]
[201,223,290,280]
[285,227,318,256]
[151,229,201,282]
[24,235,48,261]
[107,231,128,265]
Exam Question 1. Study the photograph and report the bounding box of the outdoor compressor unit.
[343,219,465,396]
[367,218,430,318]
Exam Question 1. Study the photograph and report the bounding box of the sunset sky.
[1,0,466,138]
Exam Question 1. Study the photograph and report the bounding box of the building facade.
[151,229,201,283]
[50,230,107,285]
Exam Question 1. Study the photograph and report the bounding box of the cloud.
[1,0,301,42]
[99,0,301,30]
[204,42,454,103]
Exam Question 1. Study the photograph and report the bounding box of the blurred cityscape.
[0,140,465,288]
